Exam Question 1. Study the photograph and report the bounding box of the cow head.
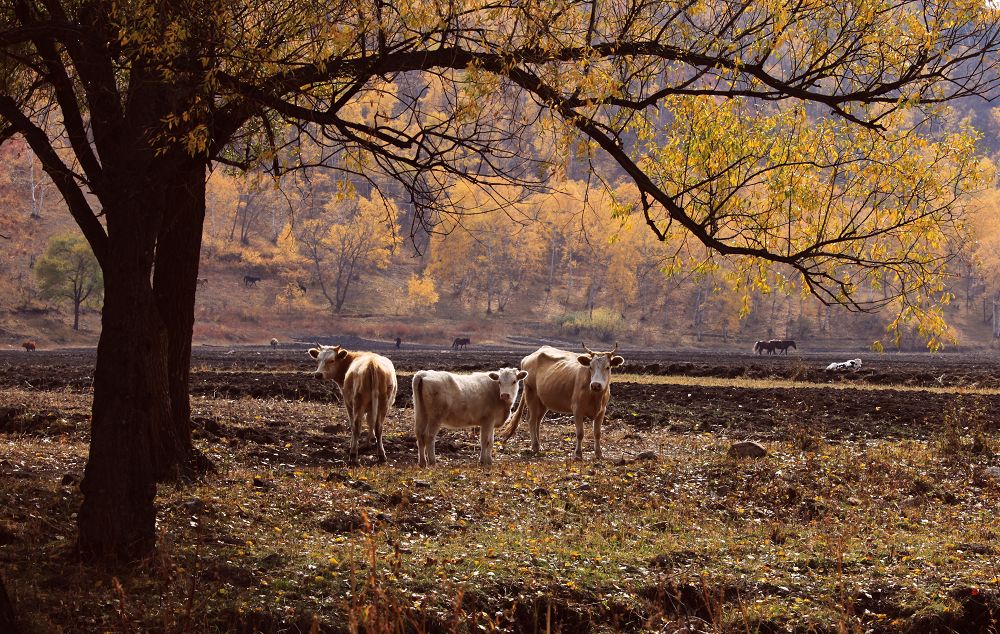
[487,367,528,404]
[578,342,625,392]
[308,345,350,383]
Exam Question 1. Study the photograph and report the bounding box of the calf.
[270,338,279,348]
[412,367,527,466]
[501,343,624,460]
[309,345,397,465]
[21,341,35,352]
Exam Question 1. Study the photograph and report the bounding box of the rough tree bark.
[78,189,168,560]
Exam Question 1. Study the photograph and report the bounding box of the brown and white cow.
[501,343,624,460]
[412,367,527,467]
[308,345,397,465]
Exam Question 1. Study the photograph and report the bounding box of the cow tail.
[499,391,526,442]
[368,363,380,428]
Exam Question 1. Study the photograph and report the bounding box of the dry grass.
[1,381,998,632]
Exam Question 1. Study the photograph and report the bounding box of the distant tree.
[297,192,400,313]
[35,234,103,330]
[406,274,439,313]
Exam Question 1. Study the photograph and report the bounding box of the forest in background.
[2,97,1000,352]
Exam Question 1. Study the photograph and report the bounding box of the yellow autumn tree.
[406,274,439,314]
[296,190,400,313]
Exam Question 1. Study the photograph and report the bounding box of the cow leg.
[573,413,585,460]
[527,401,546,454]
[480,424,494,466]
[593,412,605,460]
[426,425,438,466]
[372,410,387,464]
[346,402,361,466]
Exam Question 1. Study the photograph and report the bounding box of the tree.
[297,191,400,313]
[406,274,439,314]
[2,0,998,562]
[35,234,103,330]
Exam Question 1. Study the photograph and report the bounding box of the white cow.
[309,345,397,465]
[412,367,527,466]
[825,358,862,371]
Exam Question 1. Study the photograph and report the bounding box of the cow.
[501,343,625,460]
[771,339,796,354]
[451,337,470,350]
[308,345,398,465]
[412,367,527,466]
[825,358,862,372]
[297,281,308,294]
[243,275,262,287]
[270,338,279,348]
[196,277,208,286]
[21,341,35,352]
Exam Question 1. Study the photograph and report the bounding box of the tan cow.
[412,367,527,466]
[501,343,624,460]
[308,345,397,465]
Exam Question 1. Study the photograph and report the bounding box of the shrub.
[556,308,624,343]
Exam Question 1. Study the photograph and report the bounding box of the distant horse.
[452,337,470,350]
[771,340,796,355]
[753,340,776,355]
[21,341,36,352]
[243,275,261,288]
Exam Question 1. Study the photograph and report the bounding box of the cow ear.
[577,355,592,366]
[516,370,528,381]
[610,356,625,367]
[488,372,500,381]
[336,349,348,359]
[308,348,320,359]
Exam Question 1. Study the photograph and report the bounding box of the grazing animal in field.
[395,337,402,349]
[297,281,308,294]
[753,340,776,355]
[501,342,624,460]
[196,277,208,286]
[412,367,527,466]
[309,345,397,465]
[21,341,35,352]
[771,339,796,354]
[243,275,261,288]
[451,337,470,350]
[270,338,279,348]
[825,358,862,372]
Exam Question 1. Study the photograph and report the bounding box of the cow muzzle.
[500,393,512,403]
[314,372,325,380]
[590,382,604,392]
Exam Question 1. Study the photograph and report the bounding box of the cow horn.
[581,342,596,355]
[611,342,618,355]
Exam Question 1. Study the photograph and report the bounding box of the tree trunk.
[78,205,168,561]
[72,297,80,330]
[153,165,209,479]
